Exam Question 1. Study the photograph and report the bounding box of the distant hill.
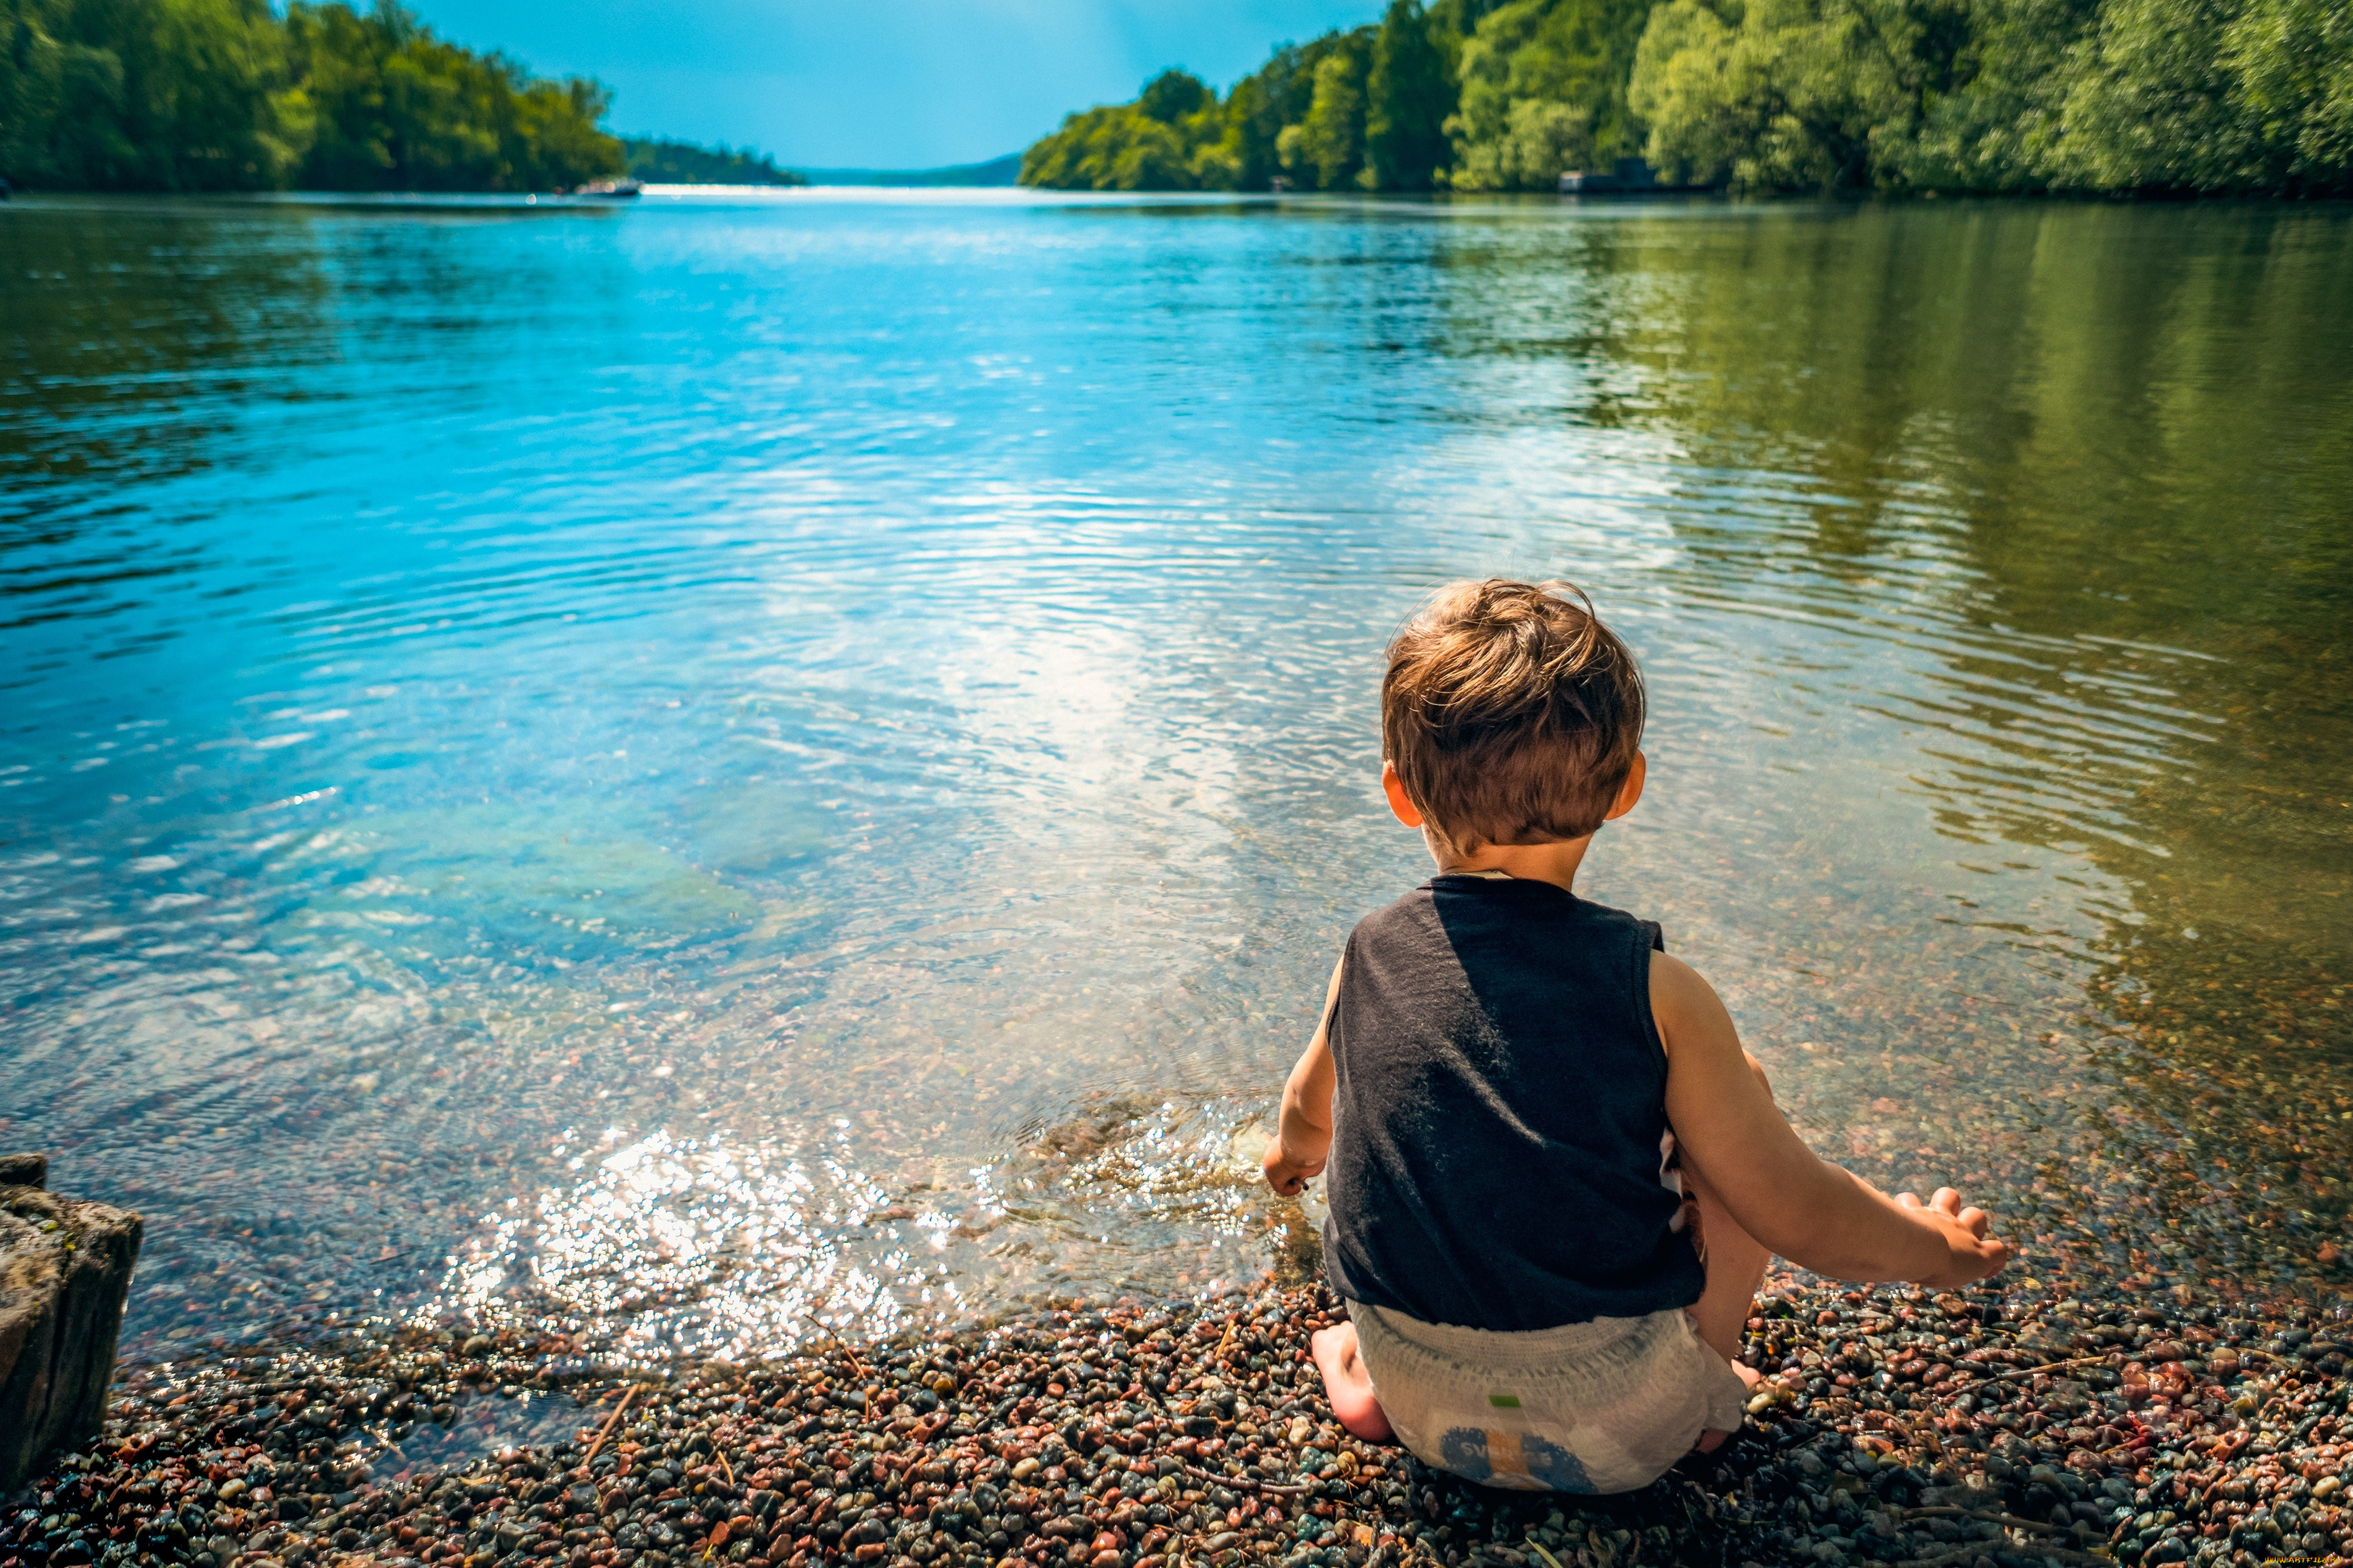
[624,138,805,186]
[789,154,1022,188]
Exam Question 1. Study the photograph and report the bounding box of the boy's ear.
[1381,761,1425,828]
[1604,750,1647,822]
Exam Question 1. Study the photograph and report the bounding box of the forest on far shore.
[1018,0,2353,195]
[624,139,806,186]
[2,0,633,193]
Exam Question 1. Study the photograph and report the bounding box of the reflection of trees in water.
[0,205,335,505]
[0,202,634,682]
[1422,202,2353,1295]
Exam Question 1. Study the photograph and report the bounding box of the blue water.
[4,190,2350,1370]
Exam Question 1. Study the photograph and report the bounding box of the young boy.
[1262,579,2010,1494]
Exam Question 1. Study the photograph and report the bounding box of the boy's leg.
[1681,1157,1770,1454]
[1681,1160,1771,1373]
[1311,1322,1395,1443]
[1683,1049,1776,1373]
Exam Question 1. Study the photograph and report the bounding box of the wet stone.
[5,1276,2352,1568]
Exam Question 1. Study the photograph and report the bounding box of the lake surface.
[4,189,2349,1378]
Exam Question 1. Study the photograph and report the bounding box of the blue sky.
[408,0,1381,169]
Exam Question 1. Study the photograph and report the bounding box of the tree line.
[1018,0,2351,195]
[624,139,805,186]
[0,0,624,192]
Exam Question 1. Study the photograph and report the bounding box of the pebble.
[3,1272,2347,1568]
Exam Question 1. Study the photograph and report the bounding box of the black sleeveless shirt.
[1321,874,1705,1332]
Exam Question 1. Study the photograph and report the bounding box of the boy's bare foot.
[1310,1322,1394,1443]
[1692,1336,1764,1453]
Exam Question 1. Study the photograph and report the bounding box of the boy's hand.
[1264,1137,1325,1198]
[1267,955,1345,1200]
[1896,1187,2012,1286]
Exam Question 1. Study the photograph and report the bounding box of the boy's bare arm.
[1654,951,2011,1287]
[1264,956,1346,1197]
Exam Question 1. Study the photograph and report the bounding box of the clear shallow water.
[4,189,2350,1372]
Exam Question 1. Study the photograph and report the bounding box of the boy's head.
[1382,579,1645,853]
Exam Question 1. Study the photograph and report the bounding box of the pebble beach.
[9,1273,2350,1568]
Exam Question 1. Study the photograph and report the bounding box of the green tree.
[0,0,619,192]
[1428,0,1517,39]
[1020,69,1228,191]
[509,76,622,189]
[1289,30,1374,188]
[1463,96,1600,185]
[1138,66,1215,124]
[0,0,111,188]
[1628,0,1973,189]
[1019,75,1225,191]
[2048,0,2255,189]
[322,6,621,192]
[1021,105,1154,188]
[1365,1,1455,188]
[1446,0,1656,189]
[2221,0,2353,186]
[1223,33,1368,189]
[1019,21,1466,194]
[2039,0,2351,191]
[282,0,391,185]
[1011,0,2352,197]
[1625,0,2351,191]
[0,0,308,190]
[1889,0,2091,191]
[623,137,805,185]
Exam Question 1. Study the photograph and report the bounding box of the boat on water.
[573,178,643,199]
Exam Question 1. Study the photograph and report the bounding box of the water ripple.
[2,194,2348,1366]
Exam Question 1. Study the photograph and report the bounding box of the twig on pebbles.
[1899,1544,2114,1568]
[798,1312,869,1382]
[1525,1544,1568,1568]
[582,1384,639,1469]
[1893,1506,2132,1567]
[1180,1462,1312,1496]
[1900,1505,2059,1535]
[1984,1352,2114,1382]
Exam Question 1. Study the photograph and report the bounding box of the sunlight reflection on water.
[2,193,2348,1367]
[441,1129,927,1358]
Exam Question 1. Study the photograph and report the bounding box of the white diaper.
[1349,1300,1748,1495]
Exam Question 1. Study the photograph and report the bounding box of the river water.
[4,190,2349,1377]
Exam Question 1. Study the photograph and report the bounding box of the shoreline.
[5,1273,2349,1568]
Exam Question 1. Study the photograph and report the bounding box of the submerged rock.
[284,802,767,953]
[0,1155,144,1489]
